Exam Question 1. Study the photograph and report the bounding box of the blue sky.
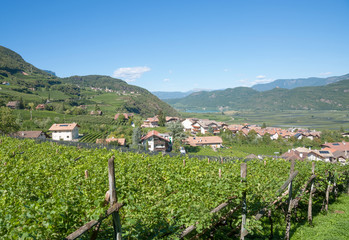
[1,0,349,91]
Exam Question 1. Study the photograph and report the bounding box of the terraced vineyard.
[1,137,348,239]
[79,133,107,143]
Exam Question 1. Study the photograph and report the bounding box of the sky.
[1,0,349,92]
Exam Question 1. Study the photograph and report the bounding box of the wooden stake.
[219,168,222,178]
[308,162,315,225]
[268,209,273,240]
[85,170,89,179]
[108,156,122,240]
[285,160,295,240]
[325,172,331,212]
[183,159,186,167]
[240,163,247,240]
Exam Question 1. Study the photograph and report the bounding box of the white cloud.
[112,66,151,82]
[320,72,332,76]
[163,78,170,82]
[223,68,230,72]
[256,75,266,79]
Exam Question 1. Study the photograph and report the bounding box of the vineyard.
[79,133,107,143]
[1,136,349,239]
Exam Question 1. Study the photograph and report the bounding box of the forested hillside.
[252,73,349,91]
[166,79,349,111]
[0,46,177,117]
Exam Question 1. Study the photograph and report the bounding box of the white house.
[49,123,80,141]
[307,150,334,162]
[181,118,198,132]
[141,130,170,152]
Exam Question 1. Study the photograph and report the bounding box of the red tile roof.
[186,136,223,146]
[49,123,80,131]
[141,130,169,142]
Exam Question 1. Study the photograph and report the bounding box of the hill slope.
[152,91,194,99]
[252,73,349,91]
[166,79,349,111]
[0,45,178,116]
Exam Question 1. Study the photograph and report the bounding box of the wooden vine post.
[108,156,122,240]
[285,160,295,240]
[325,171,331,212]
[240,163,247,240]
[308,162,315,225]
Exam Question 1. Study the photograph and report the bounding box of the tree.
[0,107,20,135]
[157,110,166,127]
[28,102,35,120]
[18,97,25,109]
[131,127,142,149]
[262,122,267,129]
[167,121,186,146]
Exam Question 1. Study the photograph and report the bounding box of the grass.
[291,193,349,240]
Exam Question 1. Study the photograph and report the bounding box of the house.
[105,137,126,146]
[281,149,306,161]
[14,131,48,139]
[307,150,334,162]
[35,104,46,110]
[294,131,321,140]
[227,124,244,133]
[342,132,349,138]
[192,119,220,135]
[166,116,180,124]
[141,130,170,152]
[49,123,80,141]
[141,117,159,128]
[114,113,134,121]
[321,142,349,152]
[332,150,349,164]
[90,110,103,116]
[6,101,20,109]
[186,136,223,149]
[181,118,198,132]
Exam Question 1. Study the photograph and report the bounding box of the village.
[9,105,349,164]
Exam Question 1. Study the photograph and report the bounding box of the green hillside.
[167,79,349,111]
[0,46,177,117]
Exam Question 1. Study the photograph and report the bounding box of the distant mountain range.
[152,91,194,99]
[166,77,349,111]
[0,45,178,116]
[251,74,349,91]
[154,74,349,100]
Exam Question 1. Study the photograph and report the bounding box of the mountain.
[252,73,349,91]
[0,45,178,117]
[61,75,178,116]
[166,78,349,111]
[152,91,194,99]
[0,46,51,78]
[43,70,56,76]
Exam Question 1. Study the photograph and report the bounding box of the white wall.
[52,127,79,141]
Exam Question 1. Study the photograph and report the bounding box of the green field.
[291,194,349,240]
